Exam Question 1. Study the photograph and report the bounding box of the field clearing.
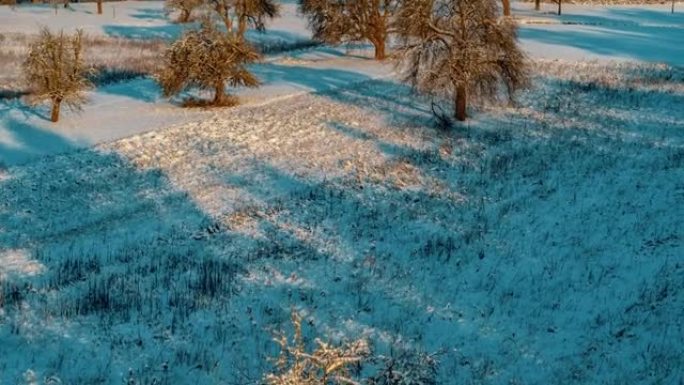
[1,60,682,385]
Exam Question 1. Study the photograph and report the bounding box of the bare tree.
[394,0,528,121]
[298,0,398,60]
[97,0,103,14]
[165,0,203,23]
[235,0,280,37]
[204,0,279,38]
[206,0,234,31]
[23,28,92,122]
[156,19,260,106]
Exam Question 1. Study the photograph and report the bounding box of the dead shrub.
[264,311,370,385]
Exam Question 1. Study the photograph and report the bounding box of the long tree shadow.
[0,148,329,385]
[0,114,79,166]
[251,63,376,93]
[95,77,161,103]
[130,7,168,21]
[519,8,684,65]
[2,54,682,385]
[0,136,473,384]
[103,24,186,41]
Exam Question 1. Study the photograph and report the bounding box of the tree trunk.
[213,81,225,105]
[370,12,387,60]
[535,0,540,11]
[238,17,247,39]
[373,39,387,60]
[557,0,562,15]
[180,8,190,22]
[97,0,102,15]
[63,0,68,8]
[673,0,675,13]
[502,0,511,16]
[454,85,467,122]
[51,99,62,122]
[216,3,232,32]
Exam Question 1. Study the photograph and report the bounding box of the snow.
[516,2,684,65]
[0,0,308,38]
[2,1,682,165]
[1,59,683,385]
[0,2,683,385]
[0,53,392,165]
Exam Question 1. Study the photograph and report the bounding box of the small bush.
[23,28,93,122]
[264,311,370,385]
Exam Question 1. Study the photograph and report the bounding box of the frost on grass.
[0,61,682,385]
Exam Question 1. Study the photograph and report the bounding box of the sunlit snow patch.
[0,249,45,279]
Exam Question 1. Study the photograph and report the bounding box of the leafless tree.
[234,0,280,37]
[156,19,260,106]
[165,0,203,23]
[206,0,234,31]
[298,0,398,60]
[203,0,279,38]
[23,28,92,122]
[97,0,103,14]
[394,0,528,121]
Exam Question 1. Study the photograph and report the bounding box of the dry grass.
[0,32,165,97]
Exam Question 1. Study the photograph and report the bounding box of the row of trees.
[24,0,527,123]
[298,0,527,120]
[166,0,280,35]
[161,0,528,120]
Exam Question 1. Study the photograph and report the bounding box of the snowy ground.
[1,2,683,385]
[0,50,392,165]
[1,1,683,165]
[1,59,683,385]
[514,2,684,65]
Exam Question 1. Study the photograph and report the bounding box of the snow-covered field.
[1,1,683,385]
[515,2,684,65]
[1,59,683,385]
[1,0,682,165]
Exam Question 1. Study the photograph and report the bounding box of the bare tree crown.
[23,28,92,122]
[395,0,528,120]
[156,19,260,106]
[298,0,398,60]
[204,0,280,38]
